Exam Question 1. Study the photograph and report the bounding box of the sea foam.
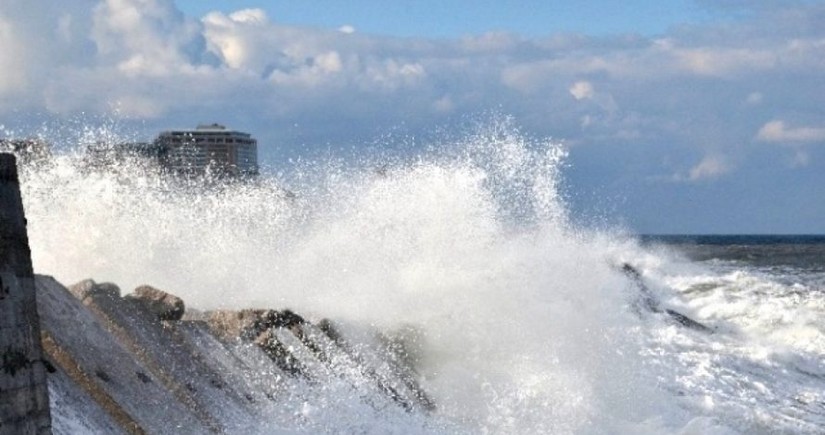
[17,117,752,433]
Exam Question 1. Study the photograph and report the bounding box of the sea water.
[14,118,825,433]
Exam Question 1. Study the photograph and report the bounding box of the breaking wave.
[15,116,821,433]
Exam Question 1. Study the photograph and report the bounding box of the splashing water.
[17,116,809,433]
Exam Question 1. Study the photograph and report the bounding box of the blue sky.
[174,0,715,37]
[1,0,824,234]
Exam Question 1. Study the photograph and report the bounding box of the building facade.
[154,124,259,177]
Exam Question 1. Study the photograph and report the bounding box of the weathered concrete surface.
[36,277,210,434]
[34,273,434,433]
[0,153,51,435]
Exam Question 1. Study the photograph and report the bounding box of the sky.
[174,0,716,37]
[0,0,824,234]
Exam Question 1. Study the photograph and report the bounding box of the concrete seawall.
[0,153,52,434]
[0,152,431,433]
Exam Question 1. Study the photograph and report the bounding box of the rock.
[253,329,304,377]
[620,263,658,312]
[317,318,341,343]
[620,263,713,333]
[125,285,185,321]
[68,279,120,302]
[196,308,305,342]
[664,309,713,332]
[272,309,305,338]
[195,309,275,342]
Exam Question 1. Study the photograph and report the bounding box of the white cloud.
[0,0,95,103]
[338,25,356,34]
[756,120,825,143]
[671,47,777,77]
[0,0,823,185]
[569,81,595,100]
[673,155,731,182]
[228,8,267,25]
[2,0,825,233]
[689,156,729,181]
[91,0,207,72]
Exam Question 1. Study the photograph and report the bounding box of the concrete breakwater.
[1,152,433,433]
[37,276,434,434]
[1,154,51,435]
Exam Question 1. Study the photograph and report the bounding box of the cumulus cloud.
[1,0,824,178]
[0,0,96,104]
[0,0,824,232]
[569,81,595,100]
[91,0,211,73]
[756,120,825,143]
[688,155,730,181]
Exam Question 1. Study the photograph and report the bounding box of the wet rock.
[317,318,342,343]
[664,309,713,332]
[621,263,713,333]
[621,263,658,312]
[254,329,305,377]
[68,279,120,303]
[272,309,305,338]
[195,308,305,342]
[194,309,274,341]
[272,309,304,328]
[125,285,185,321]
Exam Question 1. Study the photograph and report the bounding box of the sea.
[14,118,825,433]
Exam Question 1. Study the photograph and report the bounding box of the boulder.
[194,309,272,341]
[125,285,185,321]
[253,329,304,377]
[196,309,305,342]
[68,279,120,302]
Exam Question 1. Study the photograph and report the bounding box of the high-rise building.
[154,124,258,177]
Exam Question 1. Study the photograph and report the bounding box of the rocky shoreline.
[36,276,433,434]
[1,152,433,434]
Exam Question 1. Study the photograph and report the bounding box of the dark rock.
[254,329,305,377]
[621,263,713,333]
[665,309,713,332]
[125,285,185,321]
[273,309,305,339]
[273,309,304,329]
[620,263,658,312]
[317,318,341,343]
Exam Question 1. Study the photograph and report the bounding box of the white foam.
[22,118,824,433]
